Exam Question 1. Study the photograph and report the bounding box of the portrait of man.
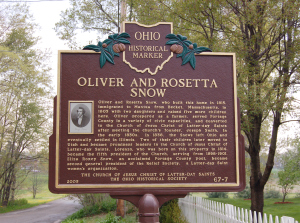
[69,101,94,134]
[72,107,90,127]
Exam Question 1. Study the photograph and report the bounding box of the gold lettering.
[135,32,142,40]
[201,79,209,87]
[88,78,94,86]
[210,79,218,88]
[78,77,87,86]
[143,32,150,40]
[153,32,160,40]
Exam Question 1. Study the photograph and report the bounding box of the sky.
[26,0,98,92]
[28,0,71,91]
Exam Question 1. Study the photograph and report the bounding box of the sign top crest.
[83,21,212,73]
[122,22,174,75]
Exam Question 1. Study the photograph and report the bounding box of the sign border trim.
[55,51,239,189]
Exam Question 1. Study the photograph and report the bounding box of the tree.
[55,0,300,214]
[55,0,120,49]
[0,3,52,206]
[131,0,300,214]
[30,167,42,199]
[278,148,300,202]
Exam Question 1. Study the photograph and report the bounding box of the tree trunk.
[33,188,36,199]
[2,181,12,206]
[282,186,287,203]
[1,169,13,206]
[250,183,264,215]
[10,172,16,201]
[249,154,265,214]
[282,193,286,203]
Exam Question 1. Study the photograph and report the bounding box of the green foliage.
[72,194,116,211]
[159,199,187,223]
[0,203,37,214]
[55,0,119,49]
[165,34,211,69]
[0,2,52,206]
[0,173,64,214]
[83,33,130,68]
[131,0,225,50]
[125,202,137,214]
[7,198,28,206]
[99,212,121,223]
[94,212,136,223]
[278,148,300,202]
[100,197,117,213]
[64,205,101,221]
[206,192,229,198]
[264,190,281,199]
[235,185,251,199]
[63,194,117,222]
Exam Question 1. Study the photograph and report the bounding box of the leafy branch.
[83,32,130,68]
[166,34,212,69]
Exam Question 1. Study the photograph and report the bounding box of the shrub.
[71,194,110,208]
[126,202,137,214]
[264,190,281,199]
[159,199,187,223]
[8,198,28,206]
[100,196,117,212]
[99,212,121,223]
[63,194,117,222]
[235,185,251,199]
[97,212,136,223]
[206,192,229,198]
[69,194,117,212]
[63,205,101,221]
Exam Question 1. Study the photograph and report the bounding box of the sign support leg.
[137,194,160,223]
[110,193,187,223]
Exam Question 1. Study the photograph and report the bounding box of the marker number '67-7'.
[214,177,228,182]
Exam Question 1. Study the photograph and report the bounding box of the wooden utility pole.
[116,199,125,218]
[120,0,126,32]
[116,0,126,218]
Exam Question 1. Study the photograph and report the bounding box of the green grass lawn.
[207,197,300,222]
[0,173,65,214]
[18,187,65,205]
[0,191,64,214]
[17,173,65,204]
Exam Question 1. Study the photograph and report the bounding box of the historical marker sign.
[49,22,245,195]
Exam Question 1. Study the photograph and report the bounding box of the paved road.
[0,197,82,223]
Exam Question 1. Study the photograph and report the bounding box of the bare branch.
[94,0,118,28]
[280,119,300,125]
